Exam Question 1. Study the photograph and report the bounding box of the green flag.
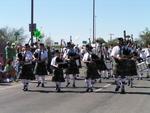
[34,29,42,39]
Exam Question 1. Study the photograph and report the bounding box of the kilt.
[52,68,65,82]
[113,59,137,76]
[65,60,79,75]
[34,62,47,75]
[86,62,100,79]
[19,64,35,80]
[96,59,107,71]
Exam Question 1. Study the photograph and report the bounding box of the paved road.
[0,77,150,113]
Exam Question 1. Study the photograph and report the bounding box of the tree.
[44,37,53,47]
[96,37,106,44]
[107,39,118,46]
[139,27,150,47]
[0,27,27,54]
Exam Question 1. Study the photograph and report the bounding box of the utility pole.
[31,0,34,44]
[109,33,114,41]
[93,0,96,43]
[70,36,72,43]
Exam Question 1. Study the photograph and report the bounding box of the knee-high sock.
[73,74,76,85]
[85,79,92,88]
[66,74,70,83]
[38,76,45,84]
[22,79,29,86]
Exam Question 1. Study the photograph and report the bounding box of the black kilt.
[19,64,35,80]
[86,62,100,79]
[113,59,137,76]
[65,60,79,75]
[96,59,107,71]
[52,68,65,82]
[35,62,47,75]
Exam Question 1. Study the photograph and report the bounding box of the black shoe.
[56,88,61,92]
[90,88,93,92]
[86,88,90,92]
[128,80,130,86]
[37,82,41,87]
[56,85,58,90]
[115,86,120,92]
[66,82,70,87]
[121,88,126,94]
[99,79,102,83]
[41,83,45,87]
[73,84,76,88]
[23,85,28,91]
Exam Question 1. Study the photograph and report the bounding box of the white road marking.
[94,84,111,92]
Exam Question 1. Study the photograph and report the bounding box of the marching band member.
[64,42,79,88]
[111,38,137,94]
[95,42,108,82]
[19,44,35,91]
[110,38,126,93]
[51,50,65,92]
[34,43,48,87]
[83,44,100,92]
[144,44,150,78]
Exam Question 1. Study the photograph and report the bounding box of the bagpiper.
[82,44,100,92]
[64,42,80,88]
[51,50,66,92]
[34,43,48,87]
[110,38,137,94]
[19,44,35,91]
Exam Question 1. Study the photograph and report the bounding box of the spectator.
[5,41,14,62]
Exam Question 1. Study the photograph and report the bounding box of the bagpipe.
[67,49,82,68]
[55,57,68,69]
[115,45,138,76]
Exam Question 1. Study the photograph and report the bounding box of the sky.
[0,0,150,44]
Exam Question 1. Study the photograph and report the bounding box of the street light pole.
[93,0,96,43]
[31,0,34,44]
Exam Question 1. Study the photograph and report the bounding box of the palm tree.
[140,28,150,47]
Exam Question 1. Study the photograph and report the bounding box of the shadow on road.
[133,86,150,88]
[27,89,87,93]
[95,90,150,95]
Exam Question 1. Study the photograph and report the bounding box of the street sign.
[29,23,36,32]
[82,41,87,44]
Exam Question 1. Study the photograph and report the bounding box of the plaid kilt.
[19,64,35,80]
[52,68,65,82]
[34,62,47,75]
[113,59,137,76]
[86,62,100,79]
[65,60,79,75]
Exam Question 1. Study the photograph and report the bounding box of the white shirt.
[140,51,146,59]
[51,56,57,67]
[110,46,120,58]
[35,49,48,60]
[82,52,90,62]
[24,51,33,62]
[144,48,150,57]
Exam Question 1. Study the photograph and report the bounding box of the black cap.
[55,50,60,54]
[40,43,44,46]
[117,37,123,41]
[86,44,93,50]
[25,44,30,47]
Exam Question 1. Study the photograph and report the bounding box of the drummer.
[145,44,150,78]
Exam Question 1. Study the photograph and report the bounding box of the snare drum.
[137,62,147,72]
[105,60,112,70]
[146,57,150,65]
